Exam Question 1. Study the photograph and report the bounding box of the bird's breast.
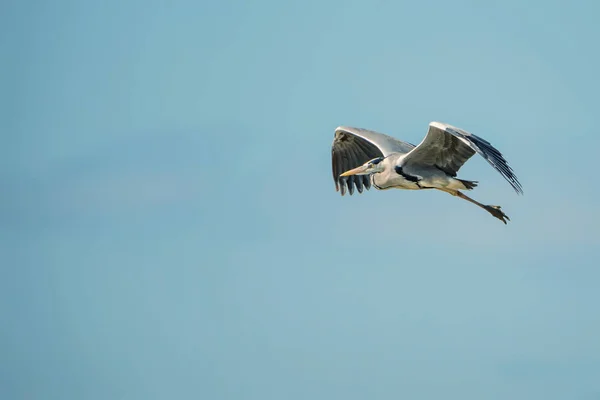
[372,172,422,190]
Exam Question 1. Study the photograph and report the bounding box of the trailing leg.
[439,188,510,224]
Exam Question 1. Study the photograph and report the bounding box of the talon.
[454,191,513,224]
[484,204,510,224]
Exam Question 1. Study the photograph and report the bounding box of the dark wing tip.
[443,125,524,195]
[331,128,382,197]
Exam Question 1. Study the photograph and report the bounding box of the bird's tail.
[458,179,478,190]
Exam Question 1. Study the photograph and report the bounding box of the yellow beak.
[340,165,368,177]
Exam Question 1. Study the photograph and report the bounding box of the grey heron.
[331,122,523,224]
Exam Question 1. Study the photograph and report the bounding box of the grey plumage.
[331,127,415,195]
[400,122,523,194]
[330,121,523,224]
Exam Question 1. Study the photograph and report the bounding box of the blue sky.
[3,0,600,399]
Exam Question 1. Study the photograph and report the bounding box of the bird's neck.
[370,156,397,189]
[371,172,387,190]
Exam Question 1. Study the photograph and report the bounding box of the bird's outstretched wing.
[332,126,415,195]
[400,122,523,194]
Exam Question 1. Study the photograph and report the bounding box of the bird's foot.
[485,205,510,224]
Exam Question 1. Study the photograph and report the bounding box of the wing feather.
[401,122,523,194]
[331,126,415,196]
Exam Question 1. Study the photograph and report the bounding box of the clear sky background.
[3,0,600,399]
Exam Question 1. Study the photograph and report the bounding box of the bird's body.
[369,153,472,191]
[331,122,523,224]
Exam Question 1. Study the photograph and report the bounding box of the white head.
[340,156,386,177]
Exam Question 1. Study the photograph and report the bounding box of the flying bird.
[331,122,523,224]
